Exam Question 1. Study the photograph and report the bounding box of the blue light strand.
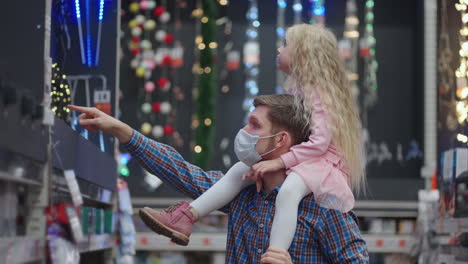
[74,0,86,65]
[74,0,105,67]
[277,0,287,9]
[74,0,81,18]
[95,0,105,65]
[98,0,104,20]
[85,0,92,67]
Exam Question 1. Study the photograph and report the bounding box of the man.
[69,94,369,263]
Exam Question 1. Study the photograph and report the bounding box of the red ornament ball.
[131,48,141,56]
[164,34,174,44]
[131,37,141,43]
[153,6,165,17]
[164,125,174,136]
[152,102,161,113]
[162,55,172,66]
[157,77,169,88]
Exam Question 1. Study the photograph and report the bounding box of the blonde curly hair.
[284,24,366,195]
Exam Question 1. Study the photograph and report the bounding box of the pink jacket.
[280,94,355,212]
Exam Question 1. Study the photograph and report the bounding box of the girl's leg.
[190,161,253,218]
[269,172,311,249]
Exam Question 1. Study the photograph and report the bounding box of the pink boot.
[139,202,197,246]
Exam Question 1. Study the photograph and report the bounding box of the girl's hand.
[242,170,263,192]
[251,158,285,179]
[242,158,285,192]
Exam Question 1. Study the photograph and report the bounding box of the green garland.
[194,0,217,169]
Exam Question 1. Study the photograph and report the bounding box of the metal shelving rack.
[0,0,121,262]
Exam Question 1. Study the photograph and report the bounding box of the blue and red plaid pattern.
[125,131,369,263]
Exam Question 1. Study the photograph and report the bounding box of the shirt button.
[264,201,268,204]
[257,249,262,254]
[259,224,264,228]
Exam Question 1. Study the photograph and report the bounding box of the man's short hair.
[253,94,310,145]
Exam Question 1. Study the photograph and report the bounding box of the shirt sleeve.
[123,130,229,213]
[317,209,369,263]
[280,95,332,169]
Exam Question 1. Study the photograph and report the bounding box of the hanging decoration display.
[276,0,305,94]
[438,0,458,132]
[124,0,186,147]
[275,0,286,94]
[360,0,378,124]
[73,0,106,67]
[216,2,236,169]
[309,0,325,25]
[455,1,468,101]
[50,62,72,120]
[453,0,468,126]
[193,0,218,169]
[293,0,303,24]
[339,0,359,99]
[242,0,260,118]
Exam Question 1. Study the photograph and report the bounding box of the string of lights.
[437,0,459,133]
[340,0,359,100]
[361,0,378,110]
[193,0,218,169]
[242,0,260,119]
[309,0,325,25]
[73,0,105,67]
[275,0,286,94]
[293,0,303,24]
[455,0,468,126]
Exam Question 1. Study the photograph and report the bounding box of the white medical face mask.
[234,129,282,167]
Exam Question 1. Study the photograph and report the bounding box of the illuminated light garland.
[309,0,325,25]
[438,0,458,132]
[74,0,105,67]
[275,0,287,94]
[243,0,260,117]
[361,0,378,110]
[339,0,360,100]
[293,0,303,24]
[193,0,218,169]
[456,0,468,101]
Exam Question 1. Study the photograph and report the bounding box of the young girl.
[139,24,365,250]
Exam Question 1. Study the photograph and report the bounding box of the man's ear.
[276,131,292,149]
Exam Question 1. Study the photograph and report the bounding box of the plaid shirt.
[125,131,369,263]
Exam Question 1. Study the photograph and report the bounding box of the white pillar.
[422,0,437,190]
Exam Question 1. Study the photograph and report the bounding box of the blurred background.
[0,0,467,263]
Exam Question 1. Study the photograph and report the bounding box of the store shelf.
[0,171,41,186]
[135,232,415,253]
[0,236,45,263]
[437,218,468,234]
[438,254,468,264]
[133,199,420,218]
[78,234,116,253]
[355,200,418,210]
[438,245,468,262]
[355,210,418,218]
[363,234,414,253]
[136,233,227,251]
[354,200,418,218]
